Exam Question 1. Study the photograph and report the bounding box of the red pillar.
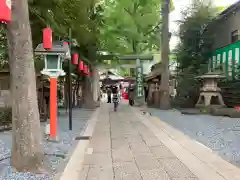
[50,77,57,138]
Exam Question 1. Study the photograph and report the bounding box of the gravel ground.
[0,108,94,180]
[149,108,240,167]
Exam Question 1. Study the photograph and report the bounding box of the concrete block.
[113,162,141,180]
[112,147,134,162]
[84,153,112,167]
[134,154,161,170]
[158,158,196,178]
[87,166,113,180]
[140,169,171,180]
[150,146,175,159]
[130,142,151,154]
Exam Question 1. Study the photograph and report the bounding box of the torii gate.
[98,54,154,106]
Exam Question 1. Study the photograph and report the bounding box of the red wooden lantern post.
[84,64,88,74]
[78,60,84,72]
[49,77,57,139]
[86,66,89,75]
[86,66,88,75]
[0,0,11,23]
[43,28,52,49]
[72,53,78,65]
[85,65,88,74]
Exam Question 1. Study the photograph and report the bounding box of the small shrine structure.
[145,62,177,107]
[145,63,162,107]
[100,70,124,85]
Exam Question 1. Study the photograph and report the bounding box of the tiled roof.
[217,0,240,20]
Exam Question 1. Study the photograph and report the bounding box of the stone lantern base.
[195,92,225,108]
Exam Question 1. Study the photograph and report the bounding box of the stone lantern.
[195,72,226,108]
[35,41,70,77]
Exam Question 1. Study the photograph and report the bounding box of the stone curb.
[132,107,240,180]
[54,107,100,180]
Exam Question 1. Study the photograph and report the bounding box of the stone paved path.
[79,104,198,180]
[149,108,240,166]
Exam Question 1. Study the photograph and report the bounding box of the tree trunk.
[83,45,98,108]
[75,75,80,107]
[92,66,100,104]
[159,0,171,109]
[75,78,81,107]
[82,75,95,109]
[64,78,69,113]
[72,80,76,108]
[131,40,137,77]
[6,0,47,172]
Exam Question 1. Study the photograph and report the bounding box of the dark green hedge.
[219,80,240,107]
[0,107,12,126]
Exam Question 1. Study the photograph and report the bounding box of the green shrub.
[171,69,201,108]
[0,107,12,126]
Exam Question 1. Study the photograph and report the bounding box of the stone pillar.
[135,59,145,106]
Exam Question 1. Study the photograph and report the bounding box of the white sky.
[169,0,239,50]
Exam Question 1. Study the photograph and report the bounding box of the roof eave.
[216,0,240,21]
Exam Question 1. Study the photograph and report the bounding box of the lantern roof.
[34,41,70,55]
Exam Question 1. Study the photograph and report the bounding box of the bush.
[0,107,12,127]
[171,69,201,108]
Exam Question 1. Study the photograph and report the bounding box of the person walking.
[144,86,148,102]
[128,85,135,106]
[107,87,112,103]
[112,85,119,111]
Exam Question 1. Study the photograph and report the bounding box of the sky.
[169,0,240,50]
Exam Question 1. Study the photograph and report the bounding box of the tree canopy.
[0,0,176,70]
[175,0,223,71]
[172,0,224,108]
[100,0,174,55]
[0,0,103,70]
[29,0,103,49]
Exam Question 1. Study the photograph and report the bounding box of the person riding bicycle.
[112,85,119,111]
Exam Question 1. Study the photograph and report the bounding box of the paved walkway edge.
[132,107,240,180]
[55,108,100,180]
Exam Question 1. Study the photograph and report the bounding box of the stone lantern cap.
[196,72,225,79]
[34,41,70,56]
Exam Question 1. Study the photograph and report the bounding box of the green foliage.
[176,0,218,71]
[34,56,44,72]
[0,0,176,71]
[0,107,12,127]
[117,67,130,76]
[0,25,8,68]
[173,0,221,108]
[172,68,201,108]
[29,0,102,47]
[0,0,103,72]
[216,6,230,14]
[233,65,240,80]
[100,0,165,55]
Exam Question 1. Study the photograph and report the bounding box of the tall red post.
[50,77,57,139]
